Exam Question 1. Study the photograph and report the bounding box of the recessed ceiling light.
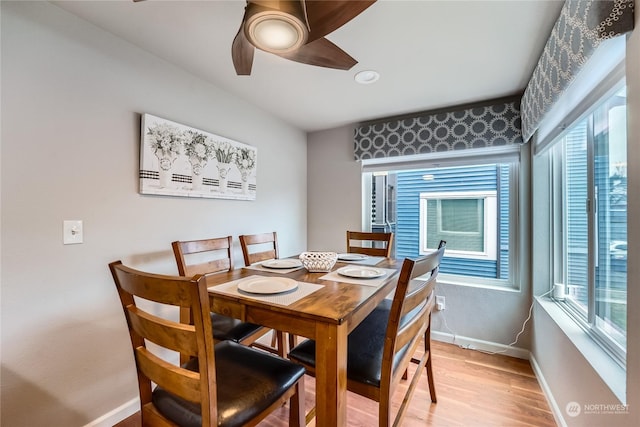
[354,70,380,85]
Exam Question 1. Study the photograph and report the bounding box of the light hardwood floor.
[114,340,556,426]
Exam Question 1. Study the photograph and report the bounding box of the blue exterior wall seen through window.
[395,164,510,279]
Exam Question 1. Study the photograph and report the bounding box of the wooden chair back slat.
[239,232,279,266]
[135,347,202,403]
[112,265,195,307]
[346,231,394,258]
[394,302,429,355]
[245,250,275,265]
[184,259,232,277]
[180,238,233,253]
[127,306,198,356]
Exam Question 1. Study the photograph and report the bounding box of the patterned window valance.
[521,0,635,142]
[354,98,523,161]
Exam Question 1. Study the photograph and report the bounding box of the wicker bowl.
[299,251,338,272]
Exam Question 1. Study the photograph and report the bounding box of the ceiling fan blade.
[232,24,255,75]
[276,37,357,70]
[304,0,376,43]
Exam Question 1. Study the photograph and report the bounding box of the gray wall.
[1,2,307,425]
[307,125,362,252]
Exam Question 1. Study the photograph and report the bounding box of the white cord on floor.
[438,289,552,355]
[439,306,459,346]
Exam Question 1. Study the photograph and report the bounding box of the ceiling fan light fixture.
[245,11,307,54]
[232,0,377,76]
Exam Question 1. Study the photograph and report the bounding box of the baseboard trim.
[83,397,138,427]
[529,353,567,427]
[432,330,530,359]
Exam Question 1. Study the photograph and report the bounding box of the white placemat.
[244,262,304,274]
[336,255,386,266]
[319,267,398,287]
[209,275,323,306]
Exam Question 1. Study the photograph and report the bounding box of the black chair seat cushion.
[289,299,411,388]
[210,313,263,343]
[153,341,305,427]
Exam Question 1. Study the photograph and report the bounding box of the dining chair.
[109,261,306,427]
[172,236,278,362]
[346,230,394,258]
[239,231,296,354]
[288,244,446,426]
[239,231,279,265]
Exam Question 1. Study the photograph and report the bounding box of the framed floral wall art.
[139,114,257,200]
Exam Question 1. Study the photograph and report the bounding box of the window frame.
[361,147,522,290]
[548,80,627,366]
[419,190,498,261]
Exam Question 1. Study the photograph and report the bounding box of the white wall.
[0,2,307,425]
[530,11,640,426]
[307,129,534,351]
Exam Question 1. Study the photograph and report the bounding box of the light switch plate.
[63,220,83,245]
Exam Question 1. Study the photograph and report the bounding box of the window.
[363,160,518,287]
[370,172,396,233]
[550,85,627,362]
[419,191,497,260]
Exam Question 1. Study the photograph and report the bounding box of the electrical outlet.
[436,295,445,311]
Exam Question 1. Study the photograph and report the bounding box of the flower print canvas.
[139,114,257,200]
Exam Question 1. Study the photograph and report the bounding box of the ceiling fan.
[232,0,376,75]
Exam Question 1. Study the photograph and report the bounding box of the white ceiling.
[52,0,564,132]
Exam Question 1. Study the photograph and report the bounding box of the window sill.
[536,296,626,404]
[438,274,519,292]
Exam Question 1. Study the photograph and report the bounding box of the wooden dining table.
[204,256,401,427]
